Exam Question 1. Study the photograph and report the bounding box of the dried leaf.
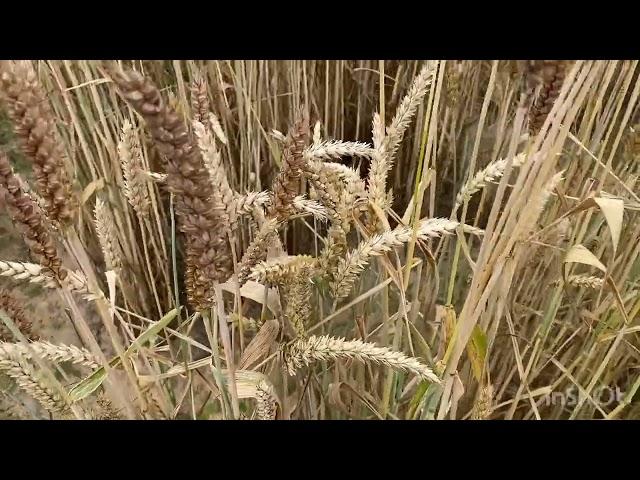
[593,196,624,255]
[563,244,607,281]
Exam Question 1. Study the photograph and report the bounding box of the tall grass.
[0,59,638,420]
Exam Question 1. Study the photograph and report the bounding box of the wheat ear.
[0,153,66,283]
[0,353,67,413]
[566,275,604,289]
[249,255,316,285]
[454,153,527,211]
[285,335,440,383]
[0,291,35,342]
[0,60,76,224]
[332,218,484,298]
[94,198,123,273]
[119,119,150,217]
[0,341,100,370]
[367,63,436,205]
[303,140,374,162]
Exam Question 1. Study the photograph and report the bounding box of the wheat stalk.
[285,334,440,383]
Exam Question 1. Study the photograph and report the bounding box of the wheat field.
[0,60,638,420]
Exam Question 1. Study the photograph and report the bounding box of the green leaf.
[68,307,180,402]
[466,324,488,382]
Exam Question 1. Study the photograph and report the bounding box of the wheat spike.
[269,110,310,221]
[303,140,374,162]
[285,334,440,383]
[282,267,313,338]
[0,354,67,414]
[0,341,100,370]
[367,63,436,205]
[292,195,329,221]
[112,68,233,310]
[208,112,228,145]
[566,275,604,289]
[238,218,280,284]
[471,383,493,420]
[454,153,528,210]
[193,120,234,232]
[255,380,278,420]
[234,191,271,216]
[0,153,66,283]
[0,60,76,225]
[190,73,210,126]
[332,218,484,298]
[249,255,316,285]
[94,198,123,273]
[0,291,36,342]
[0,260,56,287]
[119,119,150,217]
